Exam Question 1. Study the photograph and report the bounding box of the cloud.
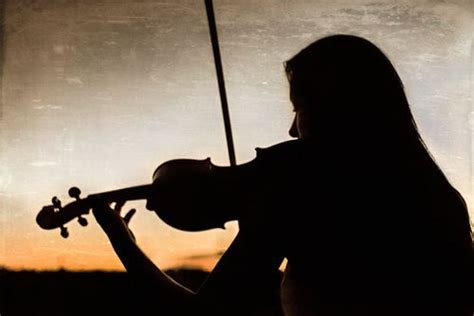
[32,104,63,110]
[65,77,84,85]
[28,161,58,167]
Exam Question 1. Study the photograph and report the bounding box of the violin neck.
[87,184,153,203]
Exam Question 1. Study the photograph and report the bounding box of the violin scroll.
[36,186,90,238]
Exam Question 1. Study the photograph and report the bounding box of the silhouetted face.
[289,91,315,140]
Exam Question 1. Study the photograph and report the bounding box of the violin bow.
[204,0,237,167]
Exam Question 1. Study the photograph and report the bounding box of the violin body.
[147,158,236,232]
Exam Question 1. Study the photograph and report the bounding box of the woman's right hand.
[92,200,137,243]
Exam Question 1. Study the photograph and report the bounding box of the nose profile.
[289,117,298,138]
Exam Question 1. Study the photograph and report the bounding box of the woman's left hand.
[92,200,137,243]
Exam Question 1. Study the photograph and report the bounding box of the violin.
[36,157,244,238]
[35,140,300,238]
[36,145,278,238]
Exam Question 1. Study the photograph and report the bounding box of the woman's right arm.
[92,202,206,314]
[92,199,283,316]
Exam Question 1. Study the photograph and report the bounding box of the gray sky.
[0,0,472,270]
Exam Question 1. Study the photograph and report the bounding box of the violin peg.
[52,196,62,210]
[60,226,69,238]
[77,216,88,227]
[68,187,81,201]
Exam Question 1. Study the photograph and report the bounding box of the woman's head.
[285,35,418,147]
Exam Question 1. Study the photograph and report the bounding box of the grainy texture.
[0,0,472,271]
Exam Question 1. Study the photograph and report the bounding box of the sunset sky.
[0,0,472,271]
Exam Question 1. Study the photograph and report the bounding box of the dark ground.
[0,267,284,316]
[0,267,209,316]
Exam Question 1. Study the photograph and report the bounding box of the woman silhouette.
[93,35,473,316]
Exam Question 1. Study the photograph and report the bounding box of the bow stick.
[204,0,237,166]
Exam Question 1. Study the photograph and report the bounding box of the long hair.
[285,35,422,148]
[285,35,472,303]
